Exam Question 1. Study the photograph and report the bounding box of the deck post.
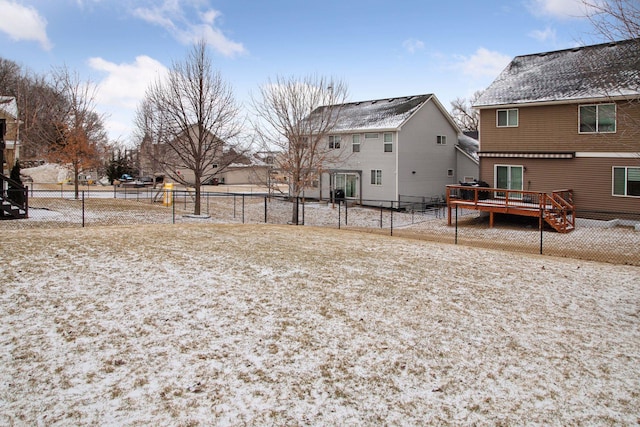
[489,211,494,228]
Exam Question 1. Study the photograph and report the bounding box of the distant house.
[213,149,271,185]
[474,39,640,220]
[304,94,478,207]
[0,96,20,175]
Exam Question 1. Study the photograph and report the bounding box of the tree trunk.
[194,175,201,215]
[73,163,80,200]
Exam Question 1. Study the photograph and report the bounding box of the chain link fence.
[2,185,639,266]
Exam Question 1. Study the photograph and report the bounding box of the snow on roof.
[0,96,18,119]
[457,133,479,161]
[475,39,640,107]
[312,94,433,132]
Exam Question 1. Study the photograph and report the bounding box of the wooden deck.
[446,185,575,233]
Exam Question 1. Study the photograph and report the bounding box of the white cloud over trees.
[0,0,52,50]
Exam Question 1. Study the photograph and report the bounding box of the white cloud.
[0,0,52,50]
[402,38,425,54]
[456,48,512,78]
[527,0,591,18]
[132,2,246,57]
[89,55,169,142]
[529,26,558,42]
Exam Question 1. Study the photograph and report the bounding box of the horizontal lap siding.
[480,158,640,214]
[479,102,640,153]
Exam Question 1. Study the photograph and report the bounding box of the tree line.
[1,0,636,216]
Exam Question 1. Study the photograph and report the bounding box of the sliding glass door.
[495,165,523,198]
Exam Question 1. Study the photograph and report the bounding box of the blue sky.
[0,0,604,144]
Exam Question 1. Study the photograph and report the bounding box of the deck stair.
[446,185,575,233]
[1,174,28,220]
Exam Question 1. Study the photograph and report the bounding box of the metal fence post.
[242,194,245,224]
[82,191,85,227]
[345,200,348,226]
[338,202,341,229]
[455,205,458,245]
[390,209,393,236]
[380,206,383,228]
[264,196,267,223]
[172,191,176,224]
[539,208,544,255]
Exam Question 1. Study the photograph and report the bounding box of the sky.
[0,0,606,145]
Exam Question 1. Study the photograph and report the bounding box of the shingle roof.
[475,38,640,108]
[312,94,434,132]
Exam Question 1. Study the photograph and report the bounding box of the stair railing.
[1,173,28,217]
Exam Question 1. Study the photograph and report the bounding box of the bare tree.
[580,0,640,146]
[0,58,67,161]
[450,90,483,132]
[251,75,348,223]
[582,0,639,41]
[46,66,108,199]
[138,40,244,215]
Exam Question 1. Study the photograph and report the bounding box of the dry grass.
[1,224,639,425]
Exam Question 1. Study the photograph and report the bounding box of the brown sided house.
[473,39,640,222]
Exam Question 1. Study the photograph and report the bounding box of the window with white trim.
[370,169,382,185]
[613,166,640,197]
[383,133,393,152]
[579,103,616,133]
[437,135,447,145]
[497,109,518,127]
[447,169,454,177]
[352,134,360,152]
[365,132,379,139]
[328,135,340,149]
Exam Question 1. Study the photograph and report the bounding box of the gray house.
[305,94,478,207]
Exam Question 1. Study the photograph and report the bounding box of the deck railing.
[446,184,575,232]
[446,184,544,208]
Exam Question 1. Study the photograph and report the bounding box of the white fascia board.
[575,152,640,158]
[473,94,639,110]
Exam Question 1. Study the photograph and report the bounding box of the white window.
[365,133,379,139]
[370,169,382,185]
[447,169,454,177]
[328,135,340,149]
[437,135,447,145]
[497,109,518,127]
[383,133,393,152]
[580,104,616,133]
[352,134,360,152]
[613,166,640,197]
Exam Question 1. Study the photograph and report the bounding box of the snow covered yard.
[1,224,639,425]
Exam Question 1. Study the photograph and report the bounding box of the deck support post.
[489,211,494,228]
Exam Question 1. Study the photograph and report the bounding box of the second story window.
[352,134,360,152]
[497,109,518,127]
[383,133,393,152]
[579,103,616,133]
[328,135,341,149]
[437,135,447,145]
